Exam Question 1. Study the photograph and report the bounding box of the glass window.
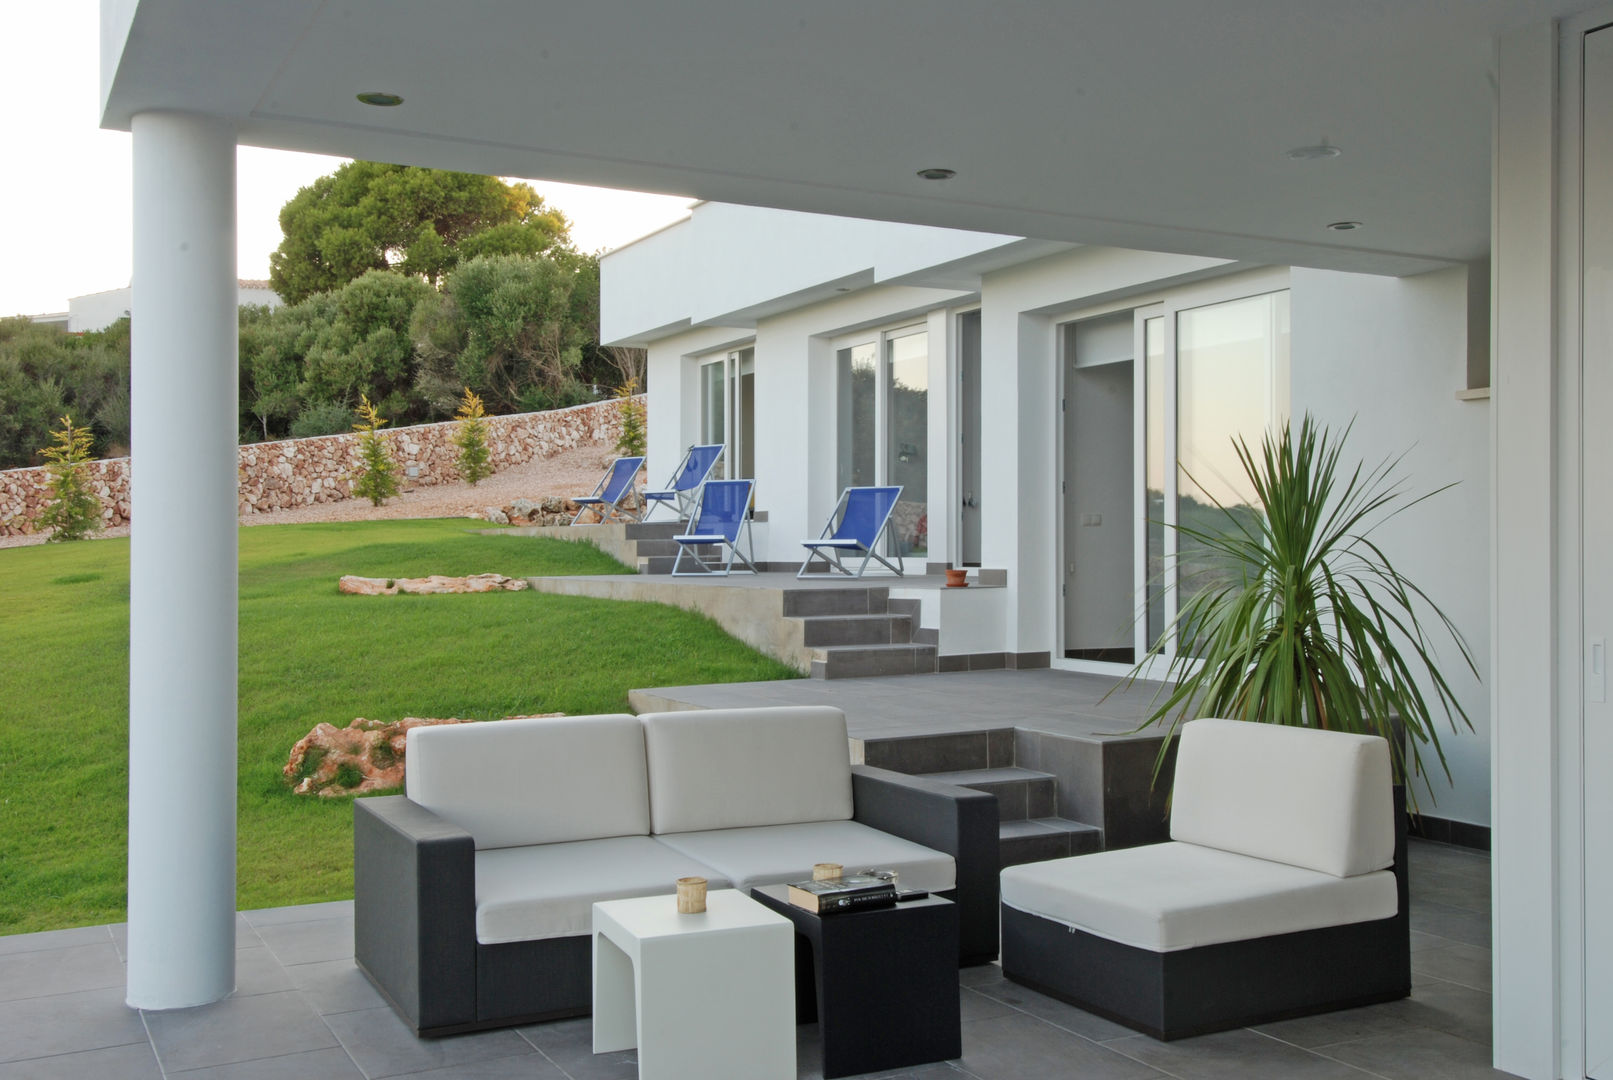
[700,361,725,450]
[836,343,877,490]
[1144,316,1165,650]
[886,332,929,556]
[1174,291,1291,653]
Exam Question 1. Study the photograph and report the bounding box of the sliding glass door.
[835,326,929,558]
[698,347,755,480]
[1060,279,1289,668]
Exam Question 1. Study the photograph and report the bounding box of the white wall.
[978,247,1236,654]
[602,203,1020,346]
[67,282,281,332]
[1290,266,1491,827]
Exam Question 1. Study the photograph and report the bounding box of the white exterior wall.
[976,248,1236,654]
[67,282,281,333]
[1290,266,1492,827]
[616,211,1494,854]
[602,204,1020,347]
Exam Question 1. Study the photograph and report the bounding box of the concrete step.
[800,613,915,647]
[781,587,890,617]
[999,817,1105,870]
[631,538,682,557]
[923,767,1057,821]
[809,643,938,679]
[852,730,1015,773]
[624,521,684,540]
[641,546,735,576]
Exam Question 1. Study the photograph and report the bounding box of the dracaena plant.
[1132,415,1476,809]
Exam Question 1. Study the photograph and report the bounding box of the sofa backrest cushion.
[406,714,649,850]
[1168,717,1394,877]
[640,706,854,834]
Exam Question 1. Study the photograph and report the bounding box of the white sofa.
[354,706,999,1036]
[999,717,1410,1040]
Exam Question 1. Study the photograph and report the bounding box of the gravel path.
[0,443,623,550]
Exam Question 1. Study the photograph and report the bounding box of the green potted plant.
[1129,415,1476,809]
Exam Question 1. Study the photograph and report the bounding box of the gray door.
[1583,23,1613,1080]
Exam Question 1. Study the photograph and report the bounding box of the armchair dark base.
[1000,786,1411,1041]
[1001,906,1410,1041]
[358,937,591,1038]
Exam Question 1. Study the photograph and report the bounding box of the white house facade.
[91,2,1613,1075]
[66,279,282,333]
[602,203,1493,834]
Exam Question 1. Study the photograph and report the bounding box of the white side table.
[592,889,795,1080]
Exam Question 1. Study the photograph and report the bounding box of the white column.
[125,112,239,1010]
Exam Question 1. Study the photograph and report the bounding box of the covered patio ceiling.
[101,0,1585,277]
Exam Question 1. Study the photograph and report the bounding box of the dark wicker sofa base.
[355,764,998,1037]
[1001,788,1410,1041]
[1001,906,1410,1041]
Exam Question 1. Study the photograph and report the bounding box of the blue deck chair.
[569,456,645,525]
[642,444,724,522]
[672,479,758,576]
[798,485,905,578]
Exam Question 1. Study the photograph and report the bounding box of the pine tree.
[453,387,493,486]
[350,395,400,506]
[37,415,102,541]
[615,379,646,458]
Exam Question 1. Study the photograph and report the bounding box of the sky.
[0,2,695,319]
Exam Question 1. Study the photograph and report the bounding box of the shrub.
[615,379,646,458]
[350,395,400,506]
[453,387,493,486]
[37,415,101,542]
[290,401,357,439]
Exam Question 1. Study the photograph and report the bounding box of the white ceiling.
[101,0,1590,276]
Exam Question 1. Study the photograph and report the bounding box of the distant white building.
[65,279,282,333]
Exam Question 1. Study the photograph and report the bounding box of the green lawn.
[0,519,799,934]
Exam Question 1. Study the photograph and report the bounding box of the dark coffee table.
[751,884,962,1079]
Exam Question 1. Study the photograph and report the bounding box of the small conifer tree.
[453,387,493,486]
[37,415,102,542]
[350,395,400,506]
[615,379,646,458]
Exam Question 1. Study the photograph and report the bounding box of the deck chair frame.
[642,444,724,522]
[569,456,645,525]
[798,485,905,579]
[672,479,759,576]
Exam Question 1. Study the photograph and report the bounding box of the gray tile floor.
[0,839,1506,1079]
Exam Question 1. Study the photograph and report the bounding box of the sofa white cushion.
[406,714,650,850]
[640,707,854,834]
[653,820,956,894]
[1169,717,1394,878]
[474,836,731,944]
[1000,841,1398,952]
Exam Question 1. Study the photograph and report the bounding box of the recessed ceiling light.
[916,167,956,181]
[1286,142,1342,161]
[1326,220,1363,231]
[356,91,404,107]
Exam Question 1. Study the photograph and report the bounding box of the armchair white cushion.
[999,840,1396,952]
[1169,717,1394,878]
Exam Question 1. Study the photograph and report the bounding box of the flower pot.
[945,568,969,588]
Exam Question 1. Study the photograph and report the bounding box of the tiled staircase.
[783,588,938,679]
[852,728,1166,870]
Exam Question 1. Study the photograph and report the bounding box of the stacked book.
[785,873,897,915]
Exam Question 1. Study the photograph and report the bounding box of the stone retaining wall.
[0,397,631,537]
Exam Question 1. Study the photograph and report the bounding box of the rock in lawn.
[484,506,510,524]
[286,714,564,796]
[338,573,529,595]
